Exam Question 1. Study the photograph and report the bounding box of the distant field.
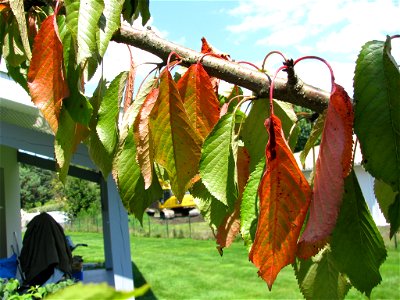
[68,229,400,299]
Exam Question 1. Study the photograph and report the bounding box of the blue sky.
[100,0,399,96]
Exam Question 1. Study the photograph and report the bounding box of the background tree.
[1,1,398,299]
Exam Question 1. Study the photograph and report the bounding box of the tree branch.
[112,25,330,113]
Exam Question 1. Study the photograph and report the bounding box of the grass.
[67,230,400,300]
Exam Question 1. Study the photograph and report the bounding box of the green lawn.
[68,232,400,299]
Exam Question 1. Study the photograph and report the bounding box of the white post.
[0,145,21,257]
[100,174,134,291]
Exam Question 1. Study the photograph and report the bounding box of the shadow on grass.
[132,261,157,300]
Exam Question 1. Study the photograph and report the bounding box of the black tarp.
[19,212,72,286]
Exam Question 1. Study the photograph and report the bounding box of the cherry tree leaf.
[293,247,351,300]
[216,147,250,254]
[354,37,400,194]
[297,84,354,259]
[150,69,202,201]
[242,100,269,172]
[54,107,76,183]
[134,88,159,189]
[123,55,136,113]
[199,113,237,207]
[97,71,128,157]
[97,0,124,57]
[249,115,312,290]
[299,111,327,168]
[9,0,31,59]
[86,78,114,177]
[177,63,220,140]
[191,180,229,232]
[113,125,162,224]
[27,13,69,133]
[77,0,104,65]
[374,179,399,237]
[240,157,265,251]
[331,170,387,297]
[3,17,26,67]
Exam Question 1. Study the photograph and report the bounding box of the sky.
[99,0,400,97]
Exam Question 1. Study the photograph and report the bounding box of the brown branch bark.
[112,25,330,113]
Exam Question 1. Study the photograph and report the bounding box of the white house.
[0,71,134,291]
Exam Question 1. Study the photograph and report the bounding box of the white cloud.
[226,0,400,94]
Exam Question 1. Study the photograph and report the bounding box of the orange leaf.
[123,51,136,112]
[216,147,250,254]
[177,63,220,140]
[134,88,159,189]
[150,70,202,200]
[297,84,354,259]
[249,115,312,290]
[27,13,69,133]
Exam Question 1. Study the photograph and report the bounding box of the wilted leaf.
[249,115,312,290]
[150,69,202,201]
[216,147,250,254]
[331,170,387,297]
[297,84,354,259]
[27,13,69,133]
[199,113,237,207]
[9,0,31,59]
[134,88,159,189]
[354,37,400,194]
[177,63,220,140]
[293,247,351,300]
[299,110,327,168]
[123,53,136,112]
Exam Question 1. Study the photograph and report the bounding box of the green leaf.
[86,78,113,177]
[64,0,80,39]
[77,0,104,65]
[199,113,237,207]
[273,100,300,151]
[3,17,26,67]
[375,179,398,218]
[387,195,400,238]
[331,170,387,296]
[354,37,400,193]
[97,71,128,155]
[6,63,28,93]
[293,247,351,300]
[299,110,326,167]
[54,107,76,183]
[46,283,150,300]
[240,156,264,251]
[97,0,124,57]
[191,180,228,230]
[122,0,151,25]
[241,99,269,173]
[9,0,31,60]
[114,125,162,224]
[64,66,93,126]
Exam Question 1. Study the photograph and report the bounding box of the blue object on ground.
[0,254,17,279]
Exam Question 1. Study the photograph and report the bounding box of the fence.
[64,213,215,240]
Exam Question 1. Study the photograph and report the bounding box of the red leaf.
[216,147,250,254]
[297,84,354,259]
[177,63,220,140]
[27,13,69,133]
[249,115,312,290]
[134,88,159,189]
